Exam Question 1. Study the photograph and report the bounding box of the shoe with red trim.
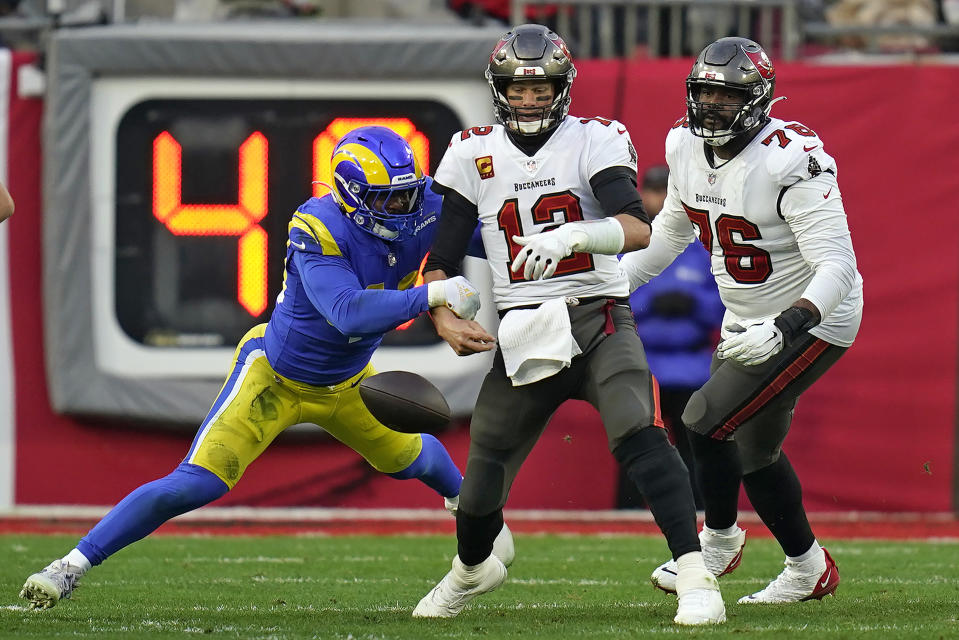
[651,526,746,594]
[738,548,839,604]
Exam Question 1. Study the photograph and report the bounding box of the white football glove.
[511,218,625,281]
[717,319,784,366]
[511,231,571,280]
[426,275,481,321]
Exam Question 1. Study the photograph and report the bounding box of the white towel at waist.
[498,297,582,386]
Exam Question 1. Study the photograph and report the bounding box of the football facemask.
[486,24,576,136]
[686,37,777,146]
[330,126,426,242]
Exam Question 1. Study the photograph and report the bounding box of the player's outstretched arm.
[424,269,495,356]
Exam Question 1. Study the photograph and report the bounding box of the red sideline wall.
[7,54,957,512]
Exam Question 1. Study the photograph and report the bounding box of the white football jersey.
[434,115,637,310]
[620,116,863,347]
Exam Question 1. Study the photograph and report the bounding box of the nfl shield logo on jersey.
[807,155,822,177]
[708,172,717,185]
[525,159,538,174]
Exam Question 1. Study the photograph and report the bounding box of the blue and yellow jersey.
[263,181,442,386]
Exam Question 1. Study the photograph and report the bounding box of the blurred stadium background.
[0,0,956,531]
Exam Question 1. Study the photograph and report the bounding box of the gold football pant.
[184,324,423,488]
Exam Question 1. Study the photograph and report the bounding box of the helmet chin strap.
[703,130,734,146]
[366,217,399,241]
[512,117,554,134]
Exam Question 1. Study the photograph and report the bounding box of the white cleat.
[492,522,515,568]
[19,560,85,609]
[675,587,727,625]
[412,554,507,618]
[738,547,840,604]
[652,526,747,594]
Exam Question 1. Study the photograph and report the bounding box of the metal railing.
[511,0,800,59]
[512,0,959,60]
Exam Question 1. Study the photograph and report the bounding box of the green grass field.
[2,533,957,639]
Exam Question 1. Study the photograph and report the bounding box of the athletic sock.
[62,548,92,573]
[703,523,741,537]
[789,540,822,563]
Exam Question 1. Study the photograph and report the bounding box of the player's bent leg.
[320,369,463,499]
[77,463,229,564]
[412,554,507,618]
[741,452,815,557]
[653,432,745,592]
[612,427,700,560]
[19,463,228,609]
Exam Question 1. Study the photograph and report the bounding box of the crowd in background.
[0,0,957,56]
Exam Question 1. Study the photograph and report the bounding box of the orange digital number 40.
[152,118,430,319]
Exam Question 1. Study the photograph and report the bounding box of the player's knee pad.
[612,424,672,468]
[363,431,421,474]
[613,426,690,499]
[386,434,425,480]
[459,454,509,515]
[739,446,781,475]
[681,388,712,434]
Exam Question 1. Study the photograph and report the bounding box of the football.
[358,371,451,433]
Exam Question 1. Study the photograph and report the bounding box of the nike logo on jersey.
[803,145,818,152]
[819,569,832,588]
[617,127,627,134]
[290,240,306,250]
[823,187,832,199]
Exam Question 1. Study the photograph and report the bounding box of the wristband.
[773,306,818,342]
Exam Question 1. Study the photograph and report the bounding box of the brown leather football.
[358,371,451,433]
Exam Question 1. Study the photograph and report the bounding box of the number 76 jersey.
[647,116,863,347]
[434,115,636,310]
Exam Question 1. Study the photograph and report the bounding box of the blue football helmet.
[330,126,426,242]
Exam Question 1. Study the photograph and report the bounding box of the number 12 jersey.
[434,115,638,310]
